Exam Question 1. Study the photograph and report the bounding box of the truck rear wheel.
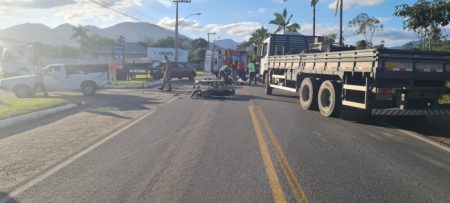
[299,77,318,110]
[318,80,341,117]
[265,73,272,95]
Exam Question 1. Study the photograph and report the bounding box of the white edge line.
[378,122,450,153]
[0,96,178,203]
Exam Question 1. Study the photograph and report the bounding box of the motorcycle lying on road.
[190,78,235,98]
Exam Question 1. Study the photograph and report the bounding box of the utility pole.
[173,0,191,63]
[205,32,215,72]
[339,0,344,46]
[207,32,216,50]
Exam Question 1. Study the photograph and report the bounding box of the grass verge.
[111,74,154,85]
[110,80,152,86]
[134,74,153,80]
[0,98,68,120]
[196,71,206,76]
[438,81,450,105]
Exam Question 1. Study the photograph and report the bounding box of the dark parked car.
[151,62,196,80]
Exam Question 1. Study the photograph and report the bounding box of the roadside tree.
[394,0,450,51]
[270,8,301,33]
[189,38,207,63]
[355,40,368,50]
[348,13,383,48]
[71,25,89,55]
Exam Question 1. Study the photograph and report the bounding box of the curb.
[0,103,77,129]
[106,80,163,89]
[379,122,450,153]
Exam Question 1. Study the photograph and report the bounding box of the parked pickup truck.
[0,63,109,98]
[261,48,450,117]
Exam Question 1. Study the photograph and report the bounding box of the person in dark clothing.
[159,55,172,91]
[34,65,49,97]
[230,61,238,86]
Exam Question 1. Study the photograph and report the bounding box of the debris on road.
[191,79,235,98]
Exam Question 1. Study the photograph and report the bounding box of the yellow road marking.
[248,105,287,203]
[255,105,309,203]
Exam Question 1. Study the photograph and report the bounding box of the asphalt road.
[2,81,450,203]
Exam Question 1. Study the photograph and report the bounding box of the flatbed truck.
[261,48,450,117]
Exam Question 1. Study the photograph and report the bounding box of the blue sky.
[0,0,448,46]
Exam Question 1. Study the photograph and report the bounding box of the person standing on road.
[34,65,49,97]
[247,60,257,86]
[222,64,230,85]
[238,60,246,81]
[159,55,172,91]
[231,61,238,86]
[218,64,228,79]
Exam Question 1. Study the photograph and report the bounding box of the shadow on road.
[0,108,79,140]
[0,192,18,203]
[378,116,450,145]
[53,93,161,111]
[84,109,132,119]
[245,85,450,146]
[0,92,163,140]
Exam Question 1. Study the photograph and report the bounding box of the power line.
[109,0,158,22]
[126,7,154,21]
[89,0,147,22]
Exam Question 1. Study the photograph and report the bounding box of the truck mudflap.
[372,108,450,116]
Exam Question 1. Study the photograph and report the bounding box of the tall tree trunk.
[428,31,435,51]
[313,5,316,38]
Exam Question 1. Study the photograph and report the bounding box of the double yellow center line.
[248,102,309,203]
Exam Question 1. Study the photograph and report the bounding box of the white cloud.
[328,0,384,9]
[156,0,171,7]
[0,0,75,9]
[300,23,417,47]
[257,8,266,14]
[157,17,203,30]
[272,0,287,4]
[157,16,261,40]
[53,0,146,26]
[205,22,261,39]
[377,17,392,23]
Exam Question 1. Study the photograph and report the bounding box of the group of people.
[218,60,258,86]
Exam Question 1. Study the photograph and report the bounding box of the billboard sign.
[147,47,188,63]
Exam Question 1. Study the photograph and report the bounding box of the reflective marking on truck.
[416,63,444,73]
[384,61,413,72]
[372,109,450,116]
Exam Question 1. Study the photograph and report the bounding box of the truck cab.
[258,32,319,82]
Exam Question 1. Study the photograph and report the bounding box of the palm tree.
[311,0,319,38]
[71,25,89,53]
[334,0,344,46]
[269,8,301,34]
[250,27,270,45]
[117,35,126,43]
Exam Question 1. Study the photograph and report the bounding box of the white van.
[0,64,109,97]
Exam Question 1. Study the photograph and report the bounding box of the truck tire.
[265,73,272,95]
[188,73,195,81]
[81,81,97,96]
[299,77,318,110]
[318,80,341,117]
[13,84,33,98]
